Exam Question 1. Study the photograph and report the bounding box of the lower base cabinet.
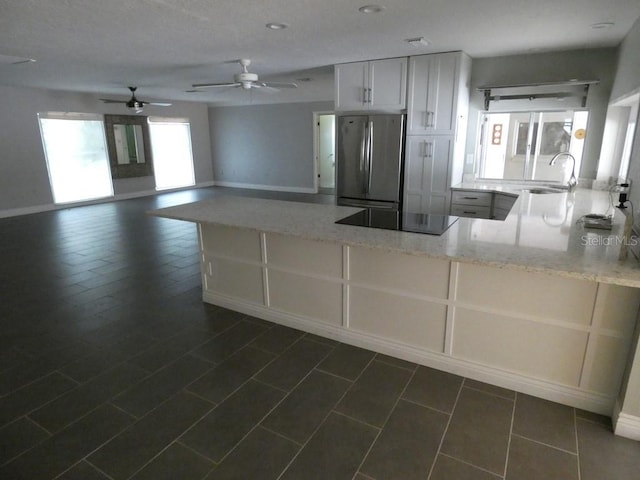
[199,223,640,415]
[450,189,517,220]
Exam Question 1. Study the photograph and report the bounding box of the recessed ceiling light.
[405,37,430,47]
[359,5,385,14]
[266,22,288,30]
[591,22,614,29]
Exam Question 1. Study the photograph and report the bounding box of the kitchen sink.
[521,187,565,194]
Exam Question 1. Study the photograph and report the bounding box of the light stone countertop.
[149,188,640,288]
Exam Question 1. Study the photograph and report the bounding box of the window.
[148,117,195,190]
[478,110,588,182]
[38,112,113,204]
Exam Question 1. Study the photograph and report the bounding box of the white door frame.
[313,111,335,192]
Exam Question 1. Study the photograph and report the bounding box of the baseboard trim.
[203,290,615,416]
[613,400,640,440]
[0,203,57,218]
[213,180,316,194]
[0,182,217,219]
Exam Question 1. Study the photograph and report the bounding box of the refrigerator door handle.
[359,121,367,193]
[366,120,374,194]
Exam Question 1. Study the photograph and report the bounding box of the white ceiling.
[0,0,639,107]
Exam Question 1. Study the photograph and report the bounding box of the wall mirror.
[104,114,153,178]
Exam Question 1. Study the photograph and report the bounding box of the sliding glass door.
[38,113,113,204]
[148,117,195,191]
[478,110,588,183]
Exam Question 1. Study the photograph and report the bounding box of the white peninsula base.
[199,223,639,418]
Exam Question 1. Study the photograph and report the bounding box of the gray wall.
[209,101,333,191]
[465,48,618,180]
[610,16,640,422]
[614,17,640,213]
[610,17,640,102]
[0,86,213,215]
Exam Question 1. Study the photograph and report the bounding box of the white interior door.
[318,114,335,190]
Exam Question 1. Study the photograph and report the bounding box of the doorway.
[314,113,335,194]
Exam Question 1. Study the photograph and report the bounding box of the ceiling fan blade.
[192,82,240,89]
[99,99,126,104]
[251,83,280,93]
[263,82,298,89]
[146,102,172,106]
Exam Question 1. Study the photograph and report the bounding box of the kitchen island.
[150,187,640,439]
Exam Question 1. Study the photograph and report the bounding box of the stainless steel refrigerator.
[336,114,405,210]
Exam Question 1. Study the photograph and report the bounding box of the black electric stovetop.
[336,208,459,235]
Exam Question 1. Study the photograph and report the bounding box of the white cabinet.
[403,135,453,214]
[407,53,459,135]
[403,51,471,213]
[197,223,640,414]
[335,57,407,112]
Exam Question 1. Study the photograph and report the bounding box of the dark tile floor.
[1,187,640,479]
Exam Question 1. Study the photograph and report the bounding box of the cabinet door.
[407,53,458,135]
[403,135,453,214]
[335,61,368,111]
[369,57,407,111]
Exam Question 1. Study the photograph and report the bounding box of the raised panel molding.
[199,225,639,417]
[204,256,264,305]
[267,269,343,326]
[265,233,342,278]
[349,286,447,352]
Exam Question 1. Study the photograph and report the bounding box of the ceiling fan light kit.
[100,86,171,113]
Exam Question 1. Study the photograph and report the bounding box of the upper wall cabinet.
[335,57,407,112]
[407,52,469,136]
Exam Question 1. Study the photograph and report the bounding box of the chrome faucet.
[549,152,578,191]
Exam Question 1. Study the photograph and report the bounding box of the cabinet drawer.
[450,204,491,218]
[451,191,492,206]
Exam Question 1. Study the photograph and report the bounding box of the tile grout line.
[373,353,417,372]
[1,368,81,408]
[462,384,515,401]
[426,376,465,480]
[574,408,582,480]
[53,459,116,480]
[400,394,462,417]
[274,352,380,480]
[259,424,305,447]
[314,365,362,383]
[510,432,580,456]
[200,338,338,471]
[118,393,219,478]
[437,452,505,478]
[82,459,116,480]
[502,390,517,478]
[0,417,54,468]
[124,437,215,480]
[350,360,419,479]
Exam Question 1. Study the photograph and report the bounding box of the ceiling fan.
[100,86,172,113]
[192,59,298,91]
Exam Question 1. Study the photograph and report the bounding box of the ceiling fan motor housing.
[235,72,259,89]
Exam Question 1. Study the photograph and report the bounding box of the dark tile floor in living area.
[1,186,640,479]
